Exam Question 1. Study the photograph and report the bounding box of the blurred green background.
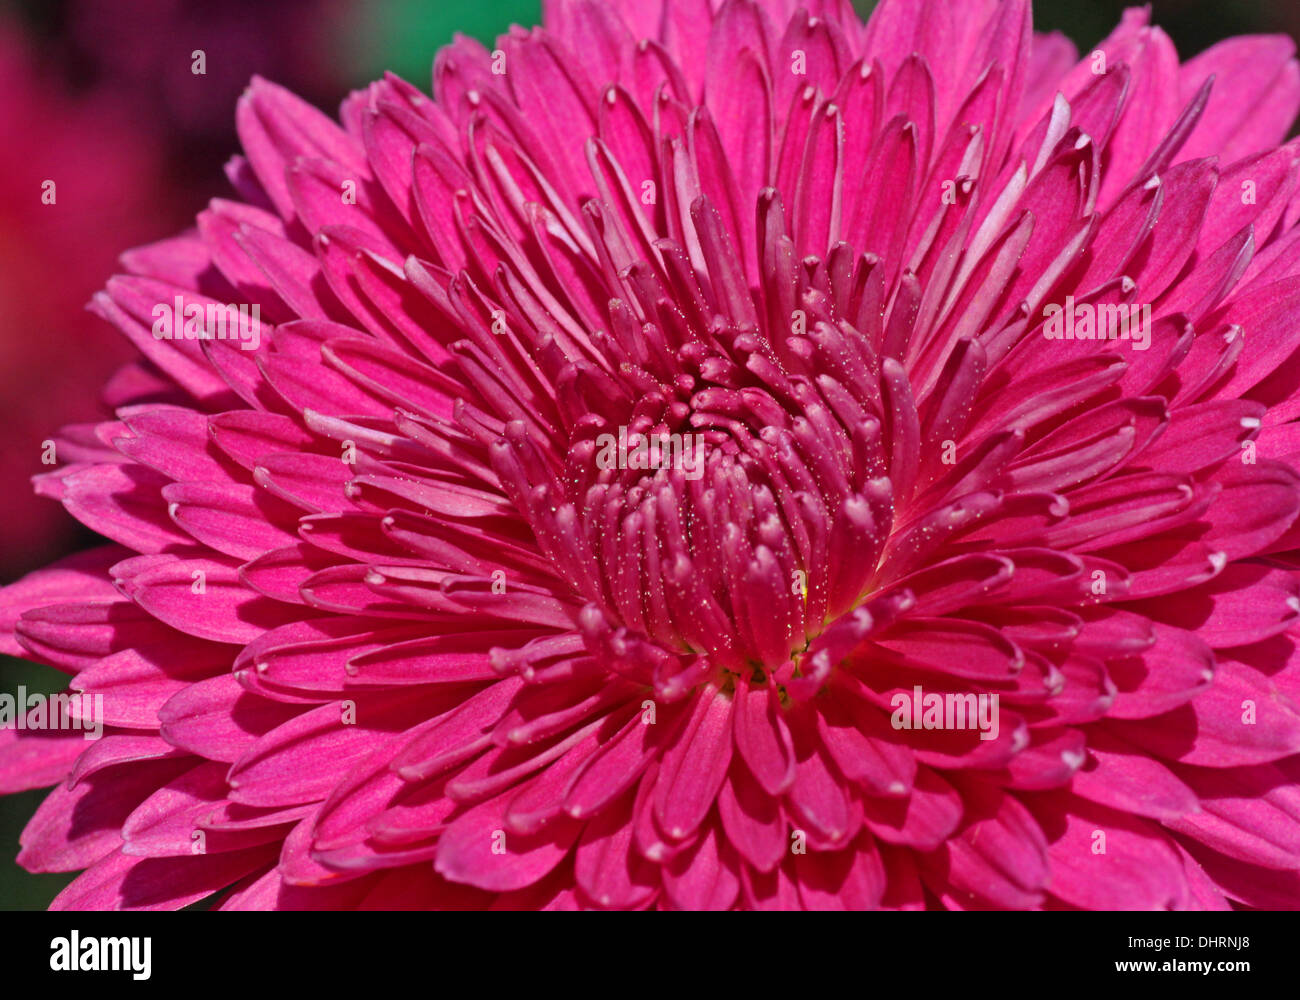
[1,0,1296,909]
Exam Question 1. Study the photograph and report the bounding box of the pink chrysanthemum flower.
[6,0,1300,911]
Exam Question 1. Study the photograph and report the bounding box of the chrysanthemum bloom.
[5,0,1300,910]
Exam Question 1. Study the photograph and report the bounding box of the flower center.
[489,307,910,700]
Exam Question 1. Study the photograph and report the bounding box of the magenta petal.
[653,686,734,840]
[434,791,582,892]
